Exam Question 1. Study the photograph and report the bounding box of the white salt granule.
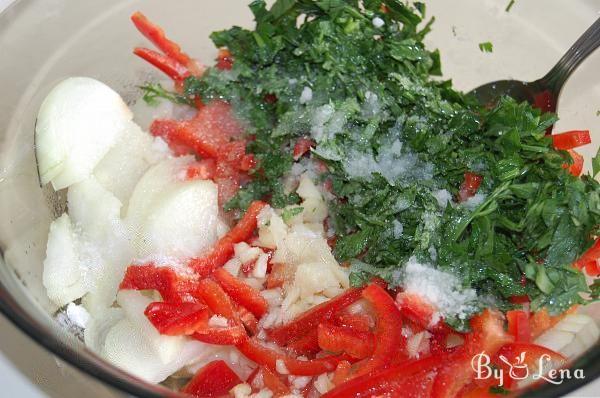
[433,189,452,209]
[372,17,385,28]
[393,220,404,238]
[401,256,477,321]
[299,86,313,104]
[343,139,434,185]
[463,193,486,210]
[65,302,90,329]
[428,246,438,262]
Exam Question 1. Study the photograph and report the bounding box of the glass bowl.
[0,0,598,397]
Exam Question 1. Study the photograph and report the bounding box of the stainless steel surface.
[470,17,600,110]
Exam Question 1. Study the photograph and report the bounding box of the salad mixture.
[36,1,600,397]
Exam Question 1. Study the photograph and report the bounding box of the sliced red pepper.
[293,137,316,160]
[396,291,450,333]
[431,310,512,398]
[119,264,198,303]
[332,360,352,386]
[237,304,259,335]
[194,278,239,321]
[150,101,244,160]
[492,342,566,389]
[133,47,191,82]
[334,313,372,333]
[144,301,209,336]
[189,201,267,276]
[584,260,600,277]
[323,355,441,398]
[318,323,374,359]
[131,11,203,76]
[575,238,600,270]
[236,336,347,376]
[509,295,530,305]
[552,130,591,150]
[458,172,483,202]
[213,268,268,318]
[268,287,365,346]
[266,263,287,289]
[186,159,217,180]
[506,310,531,343]
[192,323,247,345]
[182,360,241,397]
[248,366,291,397]
[287,328,321,356]
[352,283,405,377]
[563,149,584,176]
[216,48,234,71]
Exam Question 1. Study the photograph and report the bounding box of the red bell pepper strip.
[431,310,512,398]
[133,47,191,82]
[293,137,316,160]
[458,172,483,202]
[322,355,442,398]
[182,360,241,397]
[552,130,591,150]
[236,336,348,376]
[352,283,404,378]
[119,264,199,303]
[144,301,209,336]
[575,238,600,270]
[286,328,321,356]
[506,310,531,343]
[186,159,217,180]
[564,149,584,176]
[492,342,566,389]
[194,278,239,321]
[267,287,365,346]
[212,268,269,319]
[192,324,247,345]
[317,323,374,359]
[131,11,203,76]
[237,304,259,335]
[266,263,286,289]
[150,101,245,160]
[395,291,452,333]
[189,201,267,276]
[216,48,234,71]
[334,313,372,333]
[332,360,352,386]
[584,260,600,277]
[248,366,291,397]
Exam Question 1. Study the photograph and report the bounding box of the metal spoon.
[469,17,600,112]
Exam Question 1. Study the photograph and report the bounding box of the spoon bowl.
[469,17,600,113]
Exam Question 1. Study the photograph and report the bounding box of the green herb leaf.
[479,41,494,53]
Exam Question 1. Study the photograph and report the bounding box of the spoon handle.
[541,17,600,92]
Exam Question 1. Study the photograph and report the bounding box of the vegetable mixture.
[37,1,600,397]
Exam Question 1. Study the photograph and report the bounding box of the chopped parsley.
[140,83,192,106]
[505,0,516,13]
[162,0,598,323]
[479,41,494,53]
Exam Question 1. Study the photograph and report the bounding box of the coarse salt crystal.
[299,86,313,104]
[372,17,385,28]
[402,256,477,321]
